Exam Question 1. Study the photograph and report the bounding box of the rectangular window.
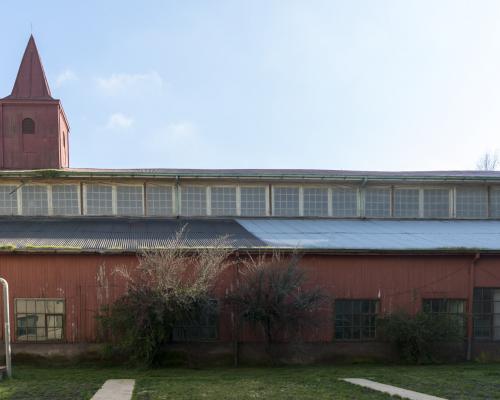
[473,288,500,340]
[0,185,18,215]
[332,188,358,217]
[334,299,379,340]
[146,185,173,216]
[394,188,420,218]
[364,188,391,218]
[171,300,218,341]
[181,186,207,216]
[21,185,48,216]
[423,188,450,218]
[210,187,236,216]
[273,187,299,217]
[490,188,500,218]
[456,188,488,218]
[85,184,113,215]
[52,185,80,215]
[422,298,466,332]
[116,186,144,216]
[15,299,64,342]
[240,187,267,216]
[303,187,328,217]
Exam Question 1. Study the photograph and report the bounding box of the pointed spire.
[7,35,53,100]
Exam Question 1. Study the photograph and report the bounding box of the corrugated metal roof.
[237,219,500,252]
[0,217,266,252]
[2,217,500,253]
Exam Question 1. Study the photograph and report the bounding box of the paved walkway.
[342,378,447,400]
[90,379,135,400]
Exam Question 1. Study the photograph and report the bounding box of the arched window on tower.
[22,118,35,134]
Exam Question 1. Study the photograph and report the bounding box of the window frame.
[334,299,380,341]
[180,185,208,216]
[51,184,81,216]
[362,186,392,218]
[302,185,330,217]
[473,287,500,341]
[272,185,301,217]
[238,184,269,217]
[422,186,453,219]
[115,184,145,216]
[171,299,219,342]
[455,186,488,219]
[14,298,65,343]
[145,184,175,216]
[210,185,238,216]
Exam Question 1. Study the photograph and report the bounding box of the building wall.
[0,252,498,355]
[0,101,67,169]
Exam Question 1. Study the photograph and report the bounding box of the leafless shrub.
[99,226,233,366]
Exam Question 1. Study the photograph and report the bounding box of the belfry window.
[22,118,35,134]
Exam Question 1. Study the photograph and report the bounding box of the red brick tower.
[0,35,69,169]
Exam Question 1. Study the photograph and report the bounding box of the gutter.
[1,169,500,184]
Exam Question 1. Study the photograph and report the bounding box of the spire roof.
[5,35,53,100]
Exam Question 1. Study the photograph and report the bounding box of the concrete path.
[341,378,447,400]
[90,379,135,400]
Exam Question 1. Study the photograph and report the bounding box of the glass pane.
[364,188,391,218]
[52,185,80,215]
[303,188,328,217]
[394,188,419,218]
[273,187,299,217]
[210,187,237,216]
[240,187,267,217]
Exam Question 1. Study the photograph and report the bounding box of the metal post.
[0,278,11,378]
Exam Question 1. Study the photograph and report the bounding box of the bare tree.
[227,252,326,349]
[476,151,499,171]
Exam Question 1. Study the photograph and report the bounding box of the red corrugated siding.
[0,253,498,343]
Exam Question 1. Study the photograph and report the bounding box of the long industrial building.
[0,36,499,362]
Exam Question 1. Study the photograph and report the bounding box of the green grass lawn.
[0,363,499,400]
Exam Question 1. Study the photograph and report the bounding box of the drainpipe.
[0,278,11,378]
[466,253,480,361]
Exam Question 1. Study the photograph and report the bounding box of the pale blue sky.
[1,1,500,170]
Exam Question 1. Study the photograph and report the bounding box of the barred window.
[332,188,358,217]
[172,300,218,341]
[303,188,328,217]
[423,189,450,218]
[364,188,391,218]
[52,185,80,216]
[240,187,266,216]
[116,186,143,216]
[21,185,48,216]
[334,299,379,340]
[490,188,500,218]
[473,288,500,340]
[85,184,113,215]
[273,187,299,217]
[423,299,466,332]
[394,188,419,218]
[0,185,18,215]
[181,186,207,216]
[146,185,173,216]
[211,187,236,216]
[456,188,487,218]
[15,299,64,342]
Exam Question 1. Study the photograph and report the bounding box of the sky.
[1,1,500,171]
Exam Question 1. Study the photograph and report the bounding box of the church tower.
[0,35,69,169]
